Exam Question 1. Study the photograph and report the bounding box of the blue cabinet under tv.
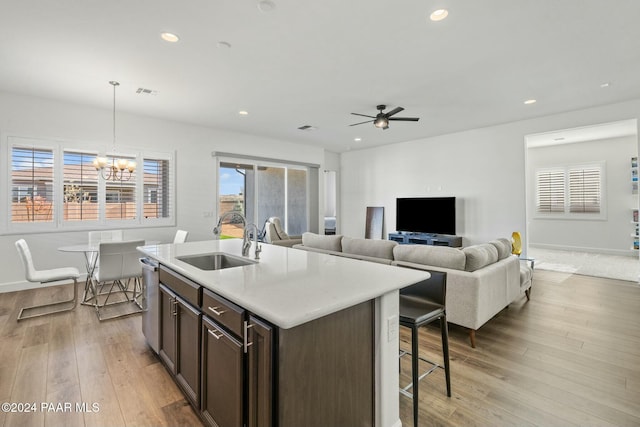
[388,232,462,248]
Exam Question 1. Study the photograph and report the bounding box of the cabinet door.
[247,315,273,427]
[201,316,243,427]
[176,296,202,409]
[159,284,177,373]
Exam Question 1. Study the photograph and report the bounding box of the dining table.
[58,240,160,306]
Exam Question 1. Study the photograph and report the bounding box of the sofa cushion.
[301,232,343,252]
[342,236,397,260]
[392,245,466,270]
[489,238,512,260]
[462,244,499,272]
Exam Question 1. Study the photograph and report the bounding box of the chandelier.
[93,81,136,181]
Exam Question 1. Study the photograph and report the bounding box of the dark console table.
[389,232,462,248]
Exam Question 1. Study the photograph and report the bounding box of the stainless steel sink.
[177,252,257,270]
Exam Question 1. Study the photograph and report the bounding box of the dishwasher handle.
[139,257,159,271]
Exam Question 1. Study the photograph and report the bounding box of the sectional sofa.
[293,232,533,347]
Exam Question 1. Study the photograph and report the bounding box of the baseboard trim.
[529,243,637,258]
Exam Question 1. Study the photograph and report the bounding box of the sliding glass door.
[218,159,308,238]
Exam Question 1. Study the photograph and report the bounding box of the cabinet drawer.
[202,289,245,337]
[159,265,201,307]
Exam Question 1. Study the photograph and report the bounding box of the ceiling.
[2,0,640,153]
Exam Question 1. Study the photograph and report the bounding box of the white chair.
[84,230,124,303]
[15,239,81,321]
[264,217,302,247]
[89,239,144,321]
[173,229,189,243]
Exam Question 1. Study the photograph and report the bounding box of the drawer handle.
[208,306,227,316]
[208,328,223,340]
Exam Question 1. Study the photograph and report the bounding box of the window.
[63,151,99,222]
[11,146,54,223]
[218,159,309,238]
[536,169,565,213]
[5,136,175,232]
[143,157,172,219]
[569,166,601,213]
[536,163,604,218]
[105,154,137,220]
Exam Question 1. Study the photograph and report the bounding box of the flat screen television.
[396,197,456,235]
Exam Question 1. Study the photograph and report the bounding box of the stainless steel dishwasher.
[140,257,160,353]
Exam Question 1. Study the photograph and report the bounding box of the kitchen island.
[138,239,431,427]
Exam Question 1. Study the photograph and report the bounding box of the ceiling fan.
[350,104,420,130]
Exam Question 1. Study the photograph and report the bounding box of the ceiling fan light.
[374,117,388,128]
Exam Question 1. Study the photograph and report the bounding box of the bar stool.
[399,270,451,427]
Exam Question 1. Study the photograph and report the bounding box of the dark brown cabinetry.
[157,264,374,427]
[200,289,274,427]
[201,316,244,427]
[158,266,202,409]
[247,315,273,427]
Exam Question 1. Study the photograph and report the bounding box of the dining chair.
[173,229,189,243]
[89,239,144,321]
[84,230,124,304]
[15,239,81,321]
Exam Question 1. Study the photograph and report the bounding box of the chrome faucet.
[243,223,262,260]
[212,211,246,238]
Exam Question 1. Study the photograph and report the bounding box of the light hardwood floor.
[1,270,639,427]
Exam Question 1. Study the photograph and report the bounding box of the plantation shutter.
[536,169,565,213]
[11,146,54,223]
[105,154,137,220]
[63,151,99,221]
[142,157,172,219]
[569,166,601,213]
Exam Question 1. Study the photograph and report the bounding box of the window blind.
[63,151,99,221]
[105,154,137,220]
[569,166,601,213]
[536,169,565,213]
[11,146,55,223]
[142,157,172,219]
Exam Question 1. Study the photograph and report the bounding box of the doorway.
[524,119,639,281]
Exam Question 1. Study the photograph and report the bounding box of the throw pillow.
[489,238,511,260]
[392,245,466,270]
[462,244,499,272]
[302,232,343,252]
[342,236,397,260]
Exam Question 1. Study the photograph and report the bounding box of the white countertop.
[138,239,431,329]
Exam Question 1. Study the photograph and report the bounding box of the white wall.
[0,91,325,291]
[527,136,637,255]
[340,99,640,248]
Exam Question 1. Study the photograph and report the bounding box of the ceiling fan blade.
[351,113,376,118]
[385,107,404,117]
[388,117,420,121]
[349,119,374,126]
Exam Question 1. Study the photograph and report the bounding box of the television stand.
[388,232,462,248]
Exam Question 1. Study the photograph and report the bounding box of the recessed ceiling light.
[354,137,362,142]
[524,99,537,105]
[160,32,180,43]
[258,0,276,12]
[600,82,611,88]
[217,41,232,49]
[430,9,449,21]
[238,110,249,116]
